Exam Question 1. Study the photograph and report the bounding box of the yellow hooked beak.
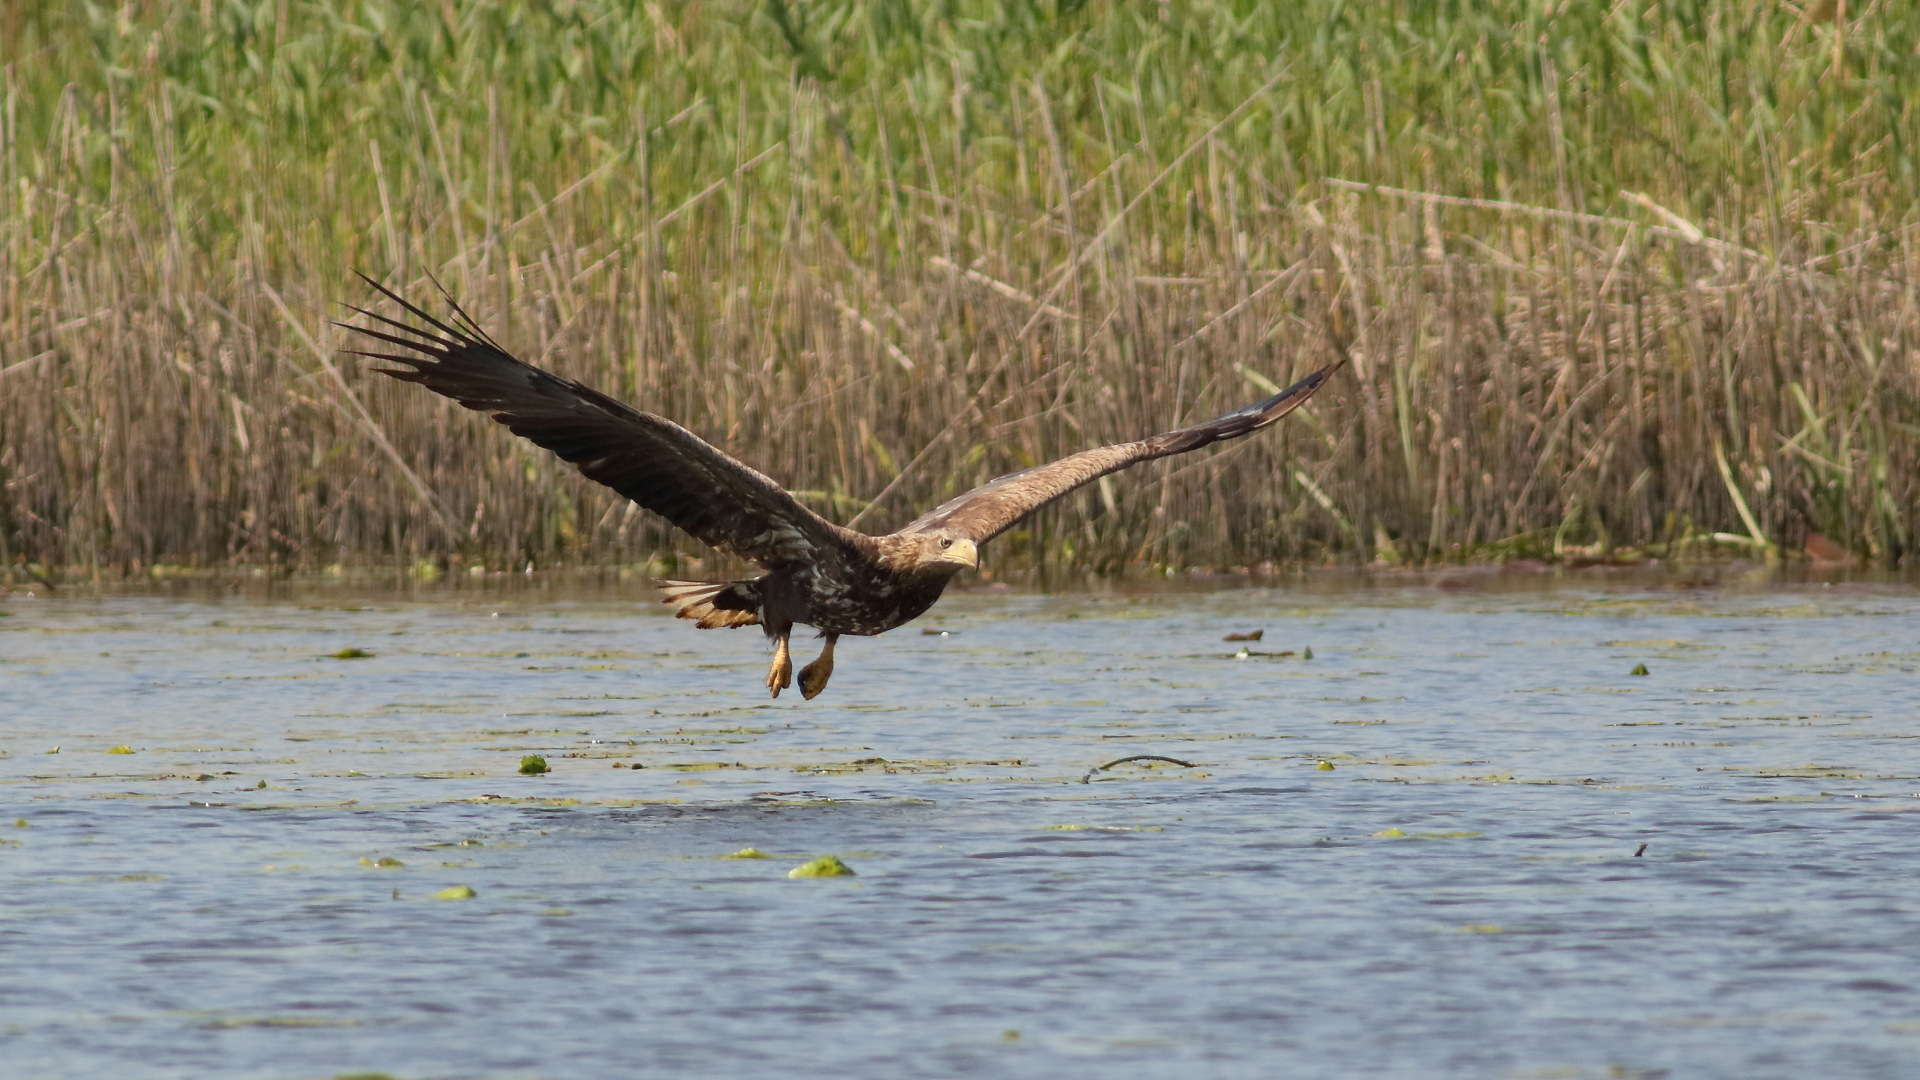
[942,537,980,569]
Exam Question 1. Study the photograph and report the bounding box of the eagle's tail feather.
[657,578,762,629]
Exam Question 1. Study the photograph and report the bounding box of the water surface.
[4,574,1919,1079]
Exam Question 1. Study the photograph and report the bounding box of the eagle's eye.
[939,537,953,548]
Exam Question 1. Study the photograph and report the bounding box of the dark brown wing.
[341,277,865,569]
[898,363,1340,543]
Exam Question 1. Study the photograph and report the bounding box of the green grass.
[2,0,1916,574]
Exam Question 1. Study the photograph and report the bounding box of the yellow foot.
[797,635,837,700]
[766,645,792,698]
[797,657,834,700]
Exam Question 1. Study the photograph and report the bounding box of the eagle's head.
[886,531,979,575]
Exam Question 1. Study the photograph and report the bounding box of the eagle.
[344,279,1339,700]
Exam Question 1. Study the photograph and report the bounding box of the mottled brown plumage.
[342,277,1339,699]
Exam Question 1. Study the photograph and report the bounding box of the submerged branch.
[1081,755,1201,784]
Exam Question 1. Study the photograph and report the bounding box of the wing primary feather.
[352,272,476,347]
[336,304,463,350]
[336,322,454,358]
[422,272,504,350]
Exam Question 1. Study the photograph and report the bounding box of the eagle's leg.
[797,634,838,700]
[766,631,794,698]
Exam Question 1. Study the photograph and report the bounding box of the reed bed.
[3,0,1917,579]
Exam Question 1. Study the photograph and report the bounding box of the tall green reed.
[2,0,1915,576]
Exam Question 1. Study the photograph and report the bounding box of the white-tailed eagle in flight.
[345,279,1339,700]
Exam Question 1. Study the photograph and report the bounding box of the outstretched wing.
[898,363,1341,543]
[341,277,862,569]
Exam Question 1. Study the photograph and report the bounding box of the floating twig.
[1081,754,1199,784]
[1633,842,1649,857]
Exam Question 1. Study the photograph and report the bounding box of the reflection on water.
[3,572,1919,1079]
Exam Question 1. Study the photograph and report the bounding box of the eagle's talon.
[797,634,837,700]
[797,663,829,699]
[767,636,793,697]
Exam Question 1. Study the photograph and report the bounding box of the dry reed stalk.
[1,1,1916,580]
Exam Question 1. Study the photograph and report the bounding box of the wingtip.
[347,272,477,345]
[351,270,404,307]
[1296,356,1347,389]
[1217,358,1342,436]
[1267,362,1337,407]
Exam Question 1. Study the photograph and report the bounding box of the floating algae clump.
[1373,827,1407,837]
[1316,760,1335,771]
[787,855,856,879]
[721,847,770,859]
[519,756,550,775]
[107,746,134,755]
[1630,663,1650,676]
[432,885,477,900]
[331,647,374,659]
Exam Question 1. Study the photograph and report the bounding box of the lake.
[3,569,1919,1079]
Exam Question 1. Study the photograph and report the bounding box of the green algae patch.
[519,755,550,775]
[432,884,477,900]
[1417,831,1484,839]
[107,745,135,755]
[1886,1021,1920,1034]
[459,795,662,806]
[1044,824,1162,832]
[359,857,405,868]
[1316,760,1336,771]
[721,847,770,859]
[1735,763,1866,779]
[198,1015,357,1030]
[787,855,856,879]
[331,648,374,659]
[1373,827,1408,837]
[1631,663,1651,676]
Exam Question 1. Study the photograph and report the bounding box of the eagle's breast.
[799,561,947,636]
